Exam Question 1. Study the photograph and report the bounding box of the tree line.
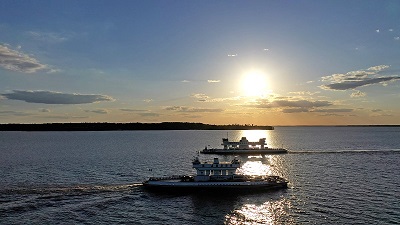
[0,122,274,131]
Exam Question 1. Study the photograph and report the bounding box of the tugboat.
[142,157,288,192]
[201,137,287,154]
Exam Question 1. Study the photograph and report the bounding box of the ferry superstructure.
[142,157,288,191]
[200,137,287,154]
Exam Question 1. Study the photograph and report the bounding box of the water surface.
[1,127,399,224]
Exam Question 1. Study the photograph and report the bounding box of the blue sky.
[1,0,400,125]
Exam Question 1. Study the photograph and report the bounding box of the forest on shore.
[0,122,274,131]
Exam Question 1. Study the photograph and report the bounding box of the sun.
[241,71,270,97]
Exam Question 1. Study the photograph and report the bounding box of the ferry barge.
[201,137,287,154]
[142,157,288,191]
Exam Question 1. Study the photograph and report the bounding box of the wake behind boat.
[200,137,288,154]
[142,157,288,192]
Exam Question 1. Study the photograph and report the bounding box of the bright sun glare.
[241,71,270,97]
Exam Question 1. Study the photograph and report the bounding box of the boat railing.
[149,175,185,181]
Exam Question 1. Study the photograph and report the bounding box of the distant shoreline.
[1,123,399,131]
[0,122,274,131]
[275,125,400,127]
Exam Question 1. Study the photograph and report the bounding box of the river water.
[1,127,399,224]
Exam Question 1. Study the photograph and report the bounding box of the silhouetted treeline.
[0,122,274,131]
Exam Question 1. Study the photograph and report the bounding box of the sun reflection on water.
[222,130,291,224]
[239,130,271,144]
[225,198,292,225]
[237,161,271,176]
[237,155,286,177]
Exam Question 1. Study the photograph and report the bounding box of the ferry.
[142,157,288,192]
[200,137,288,154]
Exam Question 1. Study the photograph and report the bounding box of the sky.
[1,0,400,126]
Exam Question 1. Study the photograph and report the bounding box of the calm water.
[1,127,400,224]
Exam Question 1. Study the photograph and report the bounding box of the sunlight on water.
[238,155,285,177]
[225,199,292,225]
[266,155,285,177]
[237,161,271,176]
[239,130,271,144]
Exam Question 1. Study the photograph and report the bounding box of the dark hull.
[200,149,288,155]
[142,181,288,194]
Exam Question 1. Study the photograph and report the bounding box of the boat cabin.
[222,137,267,150]
[192,157,240,181]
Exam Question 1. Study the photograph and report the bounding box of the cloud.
[322,77,400,90]
[27,31,74,43]
[254,99,332,108]
[319,113,345,117]
[282,108,309,113]
[320,65,400,91]
[245,97,345,113]
[84,109,109,114]
[351,90,366,98]
[191,93,210,102]
[164,106,223,113]
[2,90,114,104]
[312,108,353,113]
[282,107,353,114]
[119,108,159,117]
[36,115,89,119]
[0,44,49,73]
[0,110,34,116]
[190,93,243,103]
[39,108,51,113]
[288,91,319,96]
[207,80,221,83]
[137,112,160,117]
[181,80,190,83]
[120,108,147,112]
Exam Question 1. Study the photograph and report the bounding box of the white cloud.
[191,93,209,102]
[289,91,319,96]
[0,44,49,73]
[207,80,221,83]
[27,31,73,43]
